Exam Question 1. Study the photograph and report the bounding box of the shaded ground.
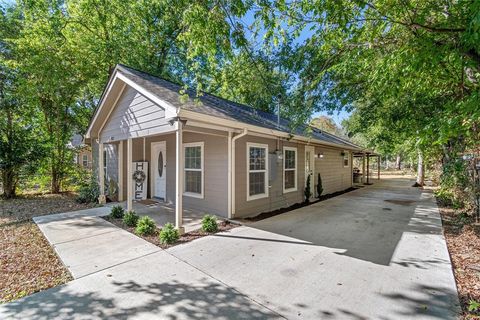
[438,202,480,319]
[0,221,72,303]
[0,193,94,303]
[0,193,95,225]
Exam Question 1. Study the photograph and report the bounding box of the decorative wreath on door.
[132,170,146,183]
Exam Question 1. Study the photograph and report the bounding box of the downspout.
[231,128,248,218]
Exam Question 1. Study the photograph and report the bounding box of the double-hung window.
[247,143,268,201]
[283,147,297,192]
[184,142,204,198]
[82,154,89,168]
[343,151,350,167]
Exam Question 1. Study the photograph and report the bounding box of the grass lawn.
[0,193,95,303]
[438,201,480,319]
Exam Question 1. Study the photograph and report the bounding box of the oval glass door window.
[158,151,163,177]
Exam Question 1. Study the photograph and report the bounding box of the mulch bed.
[0,193,96,226]
[437,199,480,319]
[103,216,237,249]
[0,221,72,303]
[244,187,358,222]
[0,193,95,303]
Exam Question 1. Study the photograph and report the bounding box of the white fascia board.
[179,109,362,151]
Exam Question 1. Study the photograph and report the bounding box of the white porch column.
[227,131,232,218]
[118,141,124,202]
[98,142,106,204]
[127,138,133,211]
[175,122,185,233]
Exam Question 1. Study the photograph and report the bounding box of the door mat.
[137,199,159,206]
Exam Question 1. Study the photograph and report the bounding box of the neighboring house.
[85,64,371,230]
[70,134,93,170]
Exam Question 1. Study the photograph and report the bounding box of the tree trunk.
[395,154,401,170]
[1,168,16,199]
[413,151,425,187]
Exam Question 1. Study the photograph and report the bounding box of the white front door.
[305,146,315,192]
[151,142,166,200]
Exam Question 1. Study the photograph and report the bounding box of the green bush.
[317,173,323,198]
[76,174,100,203]
[201,214,218,233]
[304,174,312,203]
[159,223,180,244]
[123,210,139,227]
[135,216,156,236]
[110,205,125,219]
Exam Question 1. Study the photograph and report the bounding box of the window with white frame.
[343,151,350,167]
[283,147,297,192]
[184,142,204,197]
[247,143,268,200]
[82,154,89,167]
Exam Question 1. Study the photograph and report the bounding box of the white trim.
[283,146,298,193]
[343,151,350,167]
[183,141,204,199]
[231,129,248,216]
[305,145,315,192]
[175,123,184,232]
[246,142,269,201]
[150,141,167,200]
[127,138,133,211]
[98,82,126,137]
[227,131,232,218]
[179,109,363,152]
[118,141,124,202]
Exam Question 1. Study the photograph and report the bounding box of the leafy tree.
[0,3,45,198]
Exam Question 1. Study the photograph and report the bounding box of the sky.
[241,10,351,128]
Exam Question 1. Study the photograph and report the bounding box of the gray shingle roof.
[116,64,362,150]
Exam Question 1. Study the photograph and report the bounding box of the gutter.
[230,128,248,218]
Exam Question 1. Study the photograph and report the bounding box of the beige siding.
[120,129,229,217]
[234,135,305,218]
[313,146,352,196]
[100,86,171,143]
[234,135,353,218]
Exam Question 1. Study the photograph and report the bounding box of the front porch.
[106,200,204,233]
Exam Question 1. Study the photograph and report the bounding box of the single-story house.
[85,64,376,232]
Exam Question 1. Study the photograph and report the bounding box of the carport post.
[378,155,381,180]
[366,153,370,184]
[362,153,366,184]
[175,121,185,234]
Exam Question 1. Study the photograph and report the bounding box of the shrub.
[76,174,100,203]
[317,173,323,198]
[201,214,218,233]
[123,210,139,227]
[304,174,312,203]
[159,223,180,244]
[110,205,125,219]
[135,216,156,236]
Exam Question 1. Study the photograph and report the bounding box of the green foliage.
[76,173,99,204]
[468,300,480,312]
[123,210,139,227]
[201,214,218,233]
[304,174,311,203]
[317,173,323,198]
[159,222,180,244]
[109,205,125,219]
[135,216,156,236]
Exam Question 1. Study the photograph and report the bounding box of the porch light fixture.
[315,152,324,159]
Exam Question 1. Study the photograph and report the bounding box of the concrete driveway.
[0,177,460,319]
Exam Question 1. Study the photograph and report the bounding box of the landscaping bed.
[437,200,480,319]
[0,193,96,226]
[103,215,237,249]
[0,193,95,303]
[0,221,72,303]
[244,187,358,222]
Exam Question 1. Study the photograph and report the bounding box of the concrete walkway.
[0,177,460,319]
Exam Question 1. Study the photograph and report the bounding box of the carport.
[353,150,381,184]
